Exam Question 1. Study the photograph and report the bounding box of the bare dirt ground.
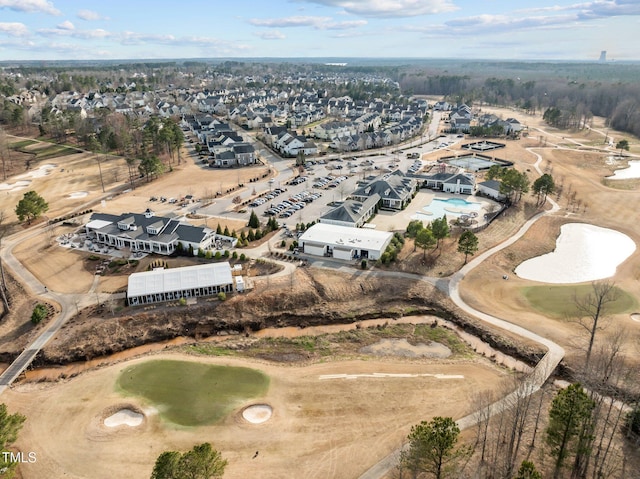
[2,351,506,479]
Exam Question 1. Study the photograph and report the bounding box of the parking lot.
[196,132,466,229]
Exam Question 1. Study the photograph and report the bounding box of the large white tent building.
[127,262,233,306]
[298,223,393,261]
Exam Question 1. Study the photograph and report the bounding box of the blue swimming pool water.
[416,197,482,219]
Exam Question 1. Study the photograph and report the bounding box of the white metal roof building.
[298,223,393,261]
[127,262,233,306]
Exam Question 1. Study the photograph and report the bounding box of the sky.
[0,0,638,62]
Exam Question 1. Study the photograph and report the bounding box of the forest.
[393,60,640,138]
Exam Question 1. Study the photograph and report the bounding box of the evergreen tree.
[457,231,479,264]
[546,383,595,479]
[247,210,260,228]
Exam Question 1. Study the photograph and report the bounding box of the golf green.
[117,360,269,426]
[521,284,637,318]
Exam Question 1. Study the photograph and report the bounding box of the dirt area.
[3,349,506,479]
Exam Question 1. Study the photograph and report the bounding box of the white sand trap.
[607,160,640,179]
[104,409,144,428]
[242,404,273,424]
[631,313,640,323]
[515,223,636,283]
[67,191,89,199]
[0,179,31,192]
[360,338,451,358]
[16,164,56,179]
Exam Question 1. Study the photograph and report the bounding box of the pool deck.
[371,190,498,232]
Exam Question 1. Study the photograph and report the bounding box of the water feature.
[415,197,482,218]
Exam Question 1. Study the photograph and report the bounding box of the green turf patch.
[9,139,37,149]
[116,360,269,426]
[34,144,78,159]
[521,284,637,318]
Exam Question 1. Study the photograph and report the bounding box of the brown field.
[3,351,505,479]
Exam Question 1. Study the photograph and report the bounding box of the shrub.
[205,250,213,259]
[31,303,48,324]
[214,251,222,260]
[217,291,227,301]
[223,250,230,258]
[232,251,238,259]
[198,248,205,258]
[280,240,286,248]
[361,259,368,270]
[87,255,100,261]
[178,297,187,306]
[240,253,246,261]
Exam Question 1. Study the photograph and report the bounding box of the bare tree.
[572,281,619,369]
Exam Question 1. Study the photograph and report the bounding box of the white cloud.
[297,0,458,18]
[56,20,74,30]
[255,30,286,40]
[77,9,109,21]
[250,16,333,28]
[0,0,60,15]
[37,26,111,39]
[250,15,366,30]
[0,22,29,36]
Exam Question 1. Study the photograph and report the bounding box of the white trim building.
[127,262,233,306]
[85,210,237,256]
[298,223,393,261]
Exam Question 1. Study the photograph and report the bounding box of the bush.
[31,303,48,324]
[240,253,246,261]
[178,297,187,306]
[361,259,368,270]
[198,248,205,258]
[217,291,227,301]
[280,240,286,248]
[205,250,213,259]
[223,250,230,258]
[232,251,238,259]
[214,251,222,260]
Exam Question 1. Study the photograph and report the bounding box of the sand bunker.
[631,313,640,323]
[515,223,636,283]
[104,409,144,428]
[67,191,89,199]
[242,404,273,424]
[16,163,56,179]
[360,338,451,358]
[607,160,640,179]
[0,179,31,192]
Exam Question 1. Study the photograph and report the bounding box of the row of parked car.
[407,160,423,174]
[316,175,348,189]
[248,188,286,208]
[288,176,308,185]
[265,191,323,218]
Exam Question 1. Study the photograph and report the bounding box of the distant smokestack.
[599,51,607,62]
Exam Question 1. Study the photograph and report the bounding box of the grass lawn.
[521,284,637,318]
[9,139,37,149]
[33,144,79,160]
[116,360,269,426]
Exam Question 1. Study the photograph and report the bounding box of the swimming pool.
[415,197,482,219]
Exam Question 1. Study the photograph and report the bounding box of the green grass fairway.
[522,284,637,318]
[117,360,269,426]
